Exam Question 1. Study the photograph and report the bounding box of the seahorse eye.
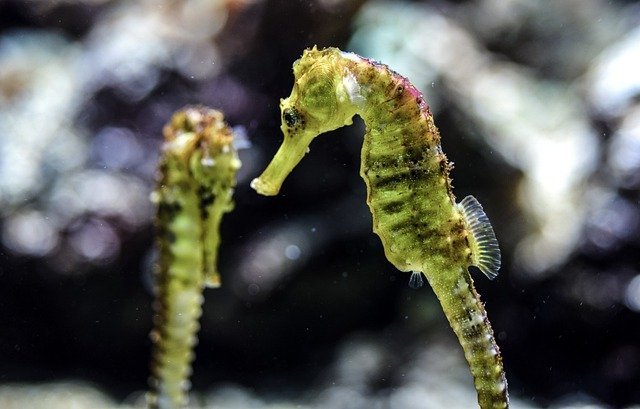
[283,107,300,127]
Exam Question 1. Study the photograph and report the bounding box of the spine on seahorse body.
[149,106,240,409]
[251,47,508,408]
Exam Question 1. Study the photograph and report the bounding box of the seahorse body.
[149,106,241,409]
[251,47,507,408]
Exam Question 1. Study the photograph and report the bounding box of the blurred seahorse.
[251,47,508,409]
[148,106,241,409]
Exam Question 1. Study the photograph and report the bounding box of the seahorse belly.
[359,83,467,272]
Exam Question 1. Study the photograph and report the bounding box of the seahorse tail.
[429,272,509,409]
[148,284,204,409]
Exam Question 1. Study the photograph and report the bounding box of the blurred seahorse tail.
[428,272,509,409]
[149,288,203,409]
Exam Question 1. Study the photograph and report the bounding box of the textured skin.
[149,107,240,409]
[251,47,508,408]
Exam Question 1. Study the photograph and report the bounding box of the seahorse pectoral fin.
[457,195,501,280]
[409,271,425,289]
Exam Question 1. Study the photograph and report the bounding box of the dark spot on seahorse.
[163,229,177,244]
[361,67,376,84]
[380,200,404,214]
[404,146,423,163]
[417,227,445,243]
[409,168,427,180]
[370,172,400,189]
[463,234,474,263]
[387,218,414,234]
[197,186,215,219]
[283,107,303,128]
[158,200,182,216]
[198,186,215,207]
[155,219,177,245]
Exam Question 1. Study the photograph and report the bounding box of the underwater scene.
[1,0,639,408]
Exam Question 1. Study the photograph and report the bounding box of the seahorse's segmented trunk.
[356,61,465,273]
[149,107,240,409]
[251,47,508,408]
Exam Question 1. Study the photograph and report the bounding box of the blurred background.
[1,0,639,407]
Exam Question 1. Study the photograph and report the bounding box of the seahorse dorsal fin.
[457,195,501,280]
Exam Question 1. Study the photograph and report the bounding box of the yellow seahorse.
[251,47,508,409]
[148,106,241,409]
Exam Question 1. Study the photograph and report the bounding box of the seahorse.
[148,106,241,409]
[251,47,508,408]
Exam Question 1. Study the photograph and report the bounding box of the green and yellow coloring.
[251,47,508,408]
[149,106,241,409]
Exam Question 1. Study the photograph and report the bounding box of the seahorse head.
[251,47,358,195]
[163,107,240,197]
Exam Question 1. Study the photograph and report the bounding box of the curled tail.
[428,272,508,408]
